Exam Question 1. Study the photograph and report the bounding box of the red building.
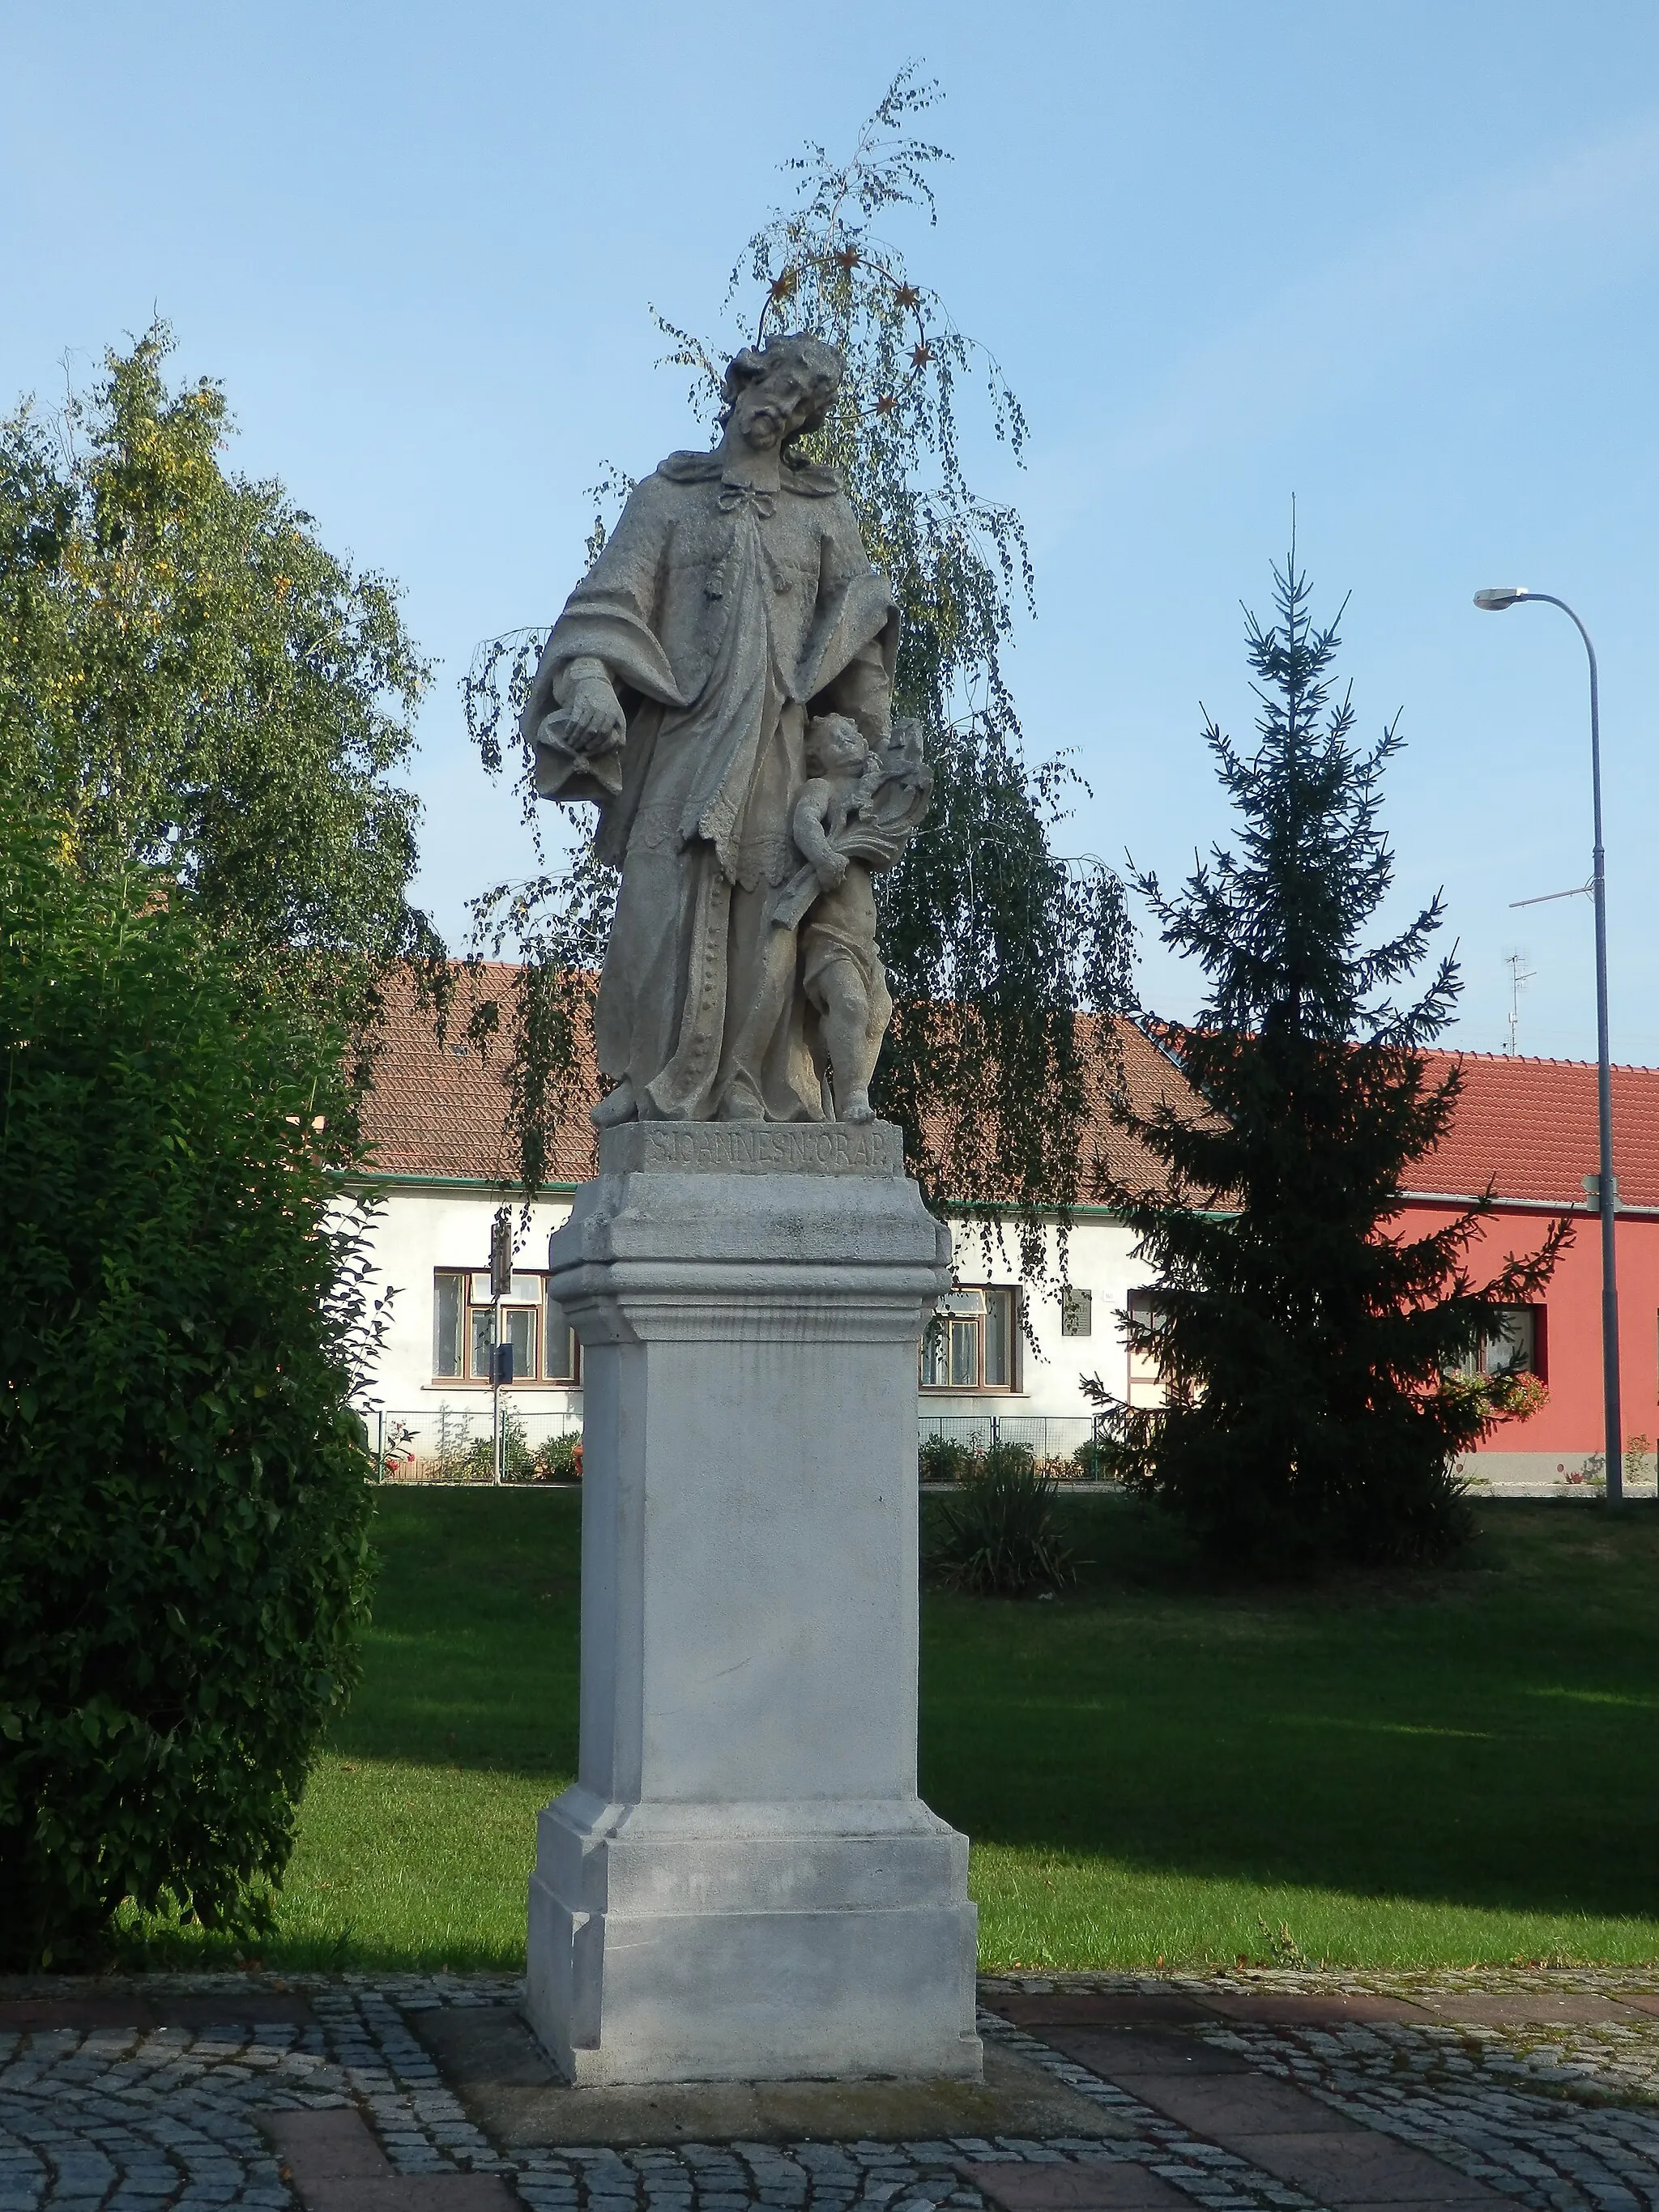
[1403,1052,1659,1490]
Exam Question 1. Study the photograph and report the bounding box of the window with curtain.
[432,1268,580,1385]
[919,1286,1017,1392]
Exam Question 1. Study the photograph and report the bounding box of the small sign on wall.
[1060,1288,1093,1337]
[489,1207,514,1299]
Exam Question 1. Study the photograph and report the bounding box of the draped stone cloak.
[521,451,898,1122]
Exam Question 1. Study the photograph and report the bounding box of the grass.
[128,1490,1659,1974]
[928,1497,1659,1971]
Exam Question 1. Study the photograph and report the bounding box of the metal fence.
[365,1404,1106,1485]
[917,1410,1106,1475]
[367,1404,582,1485]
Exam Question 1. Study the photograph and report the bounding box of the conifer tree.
[1091,552,1564,1568]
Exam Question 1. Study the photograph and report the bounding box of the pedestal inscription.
[523,1127,981,2086]
[605,1120,906,1176]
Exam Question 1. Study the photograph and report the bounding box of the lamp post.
[1474,586,1623,1503]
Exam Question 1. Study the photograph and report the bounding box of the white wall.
[923,1212,1149,1427]
[355,1181,1148,1438]
[356,1181,577,1426]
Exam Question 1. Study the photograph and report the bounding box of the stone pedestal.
[525,1120,981,2086]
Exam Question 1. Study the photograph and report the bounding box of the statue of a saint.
[522,333,926,1127]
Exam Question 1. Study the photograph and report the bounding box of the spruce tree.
[1094,552,1564,1568]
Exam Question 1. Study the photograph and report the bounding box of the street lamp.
[1474,586,1623,1504]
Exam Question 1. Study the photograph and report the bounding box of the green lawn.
[132,1490,1659,1973]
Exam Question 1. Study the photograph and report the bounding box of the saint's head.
[722,334,844,456]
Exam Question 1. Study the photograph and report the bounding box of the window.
[1461,1305,1542,1380]
[432,1268,580,1386]
[1060,1288,1094,1337]
[920,1286,1017,1392]
[544,1285,578,1383]
[1125,1289,1166,1409]
[433,1272,463,1379]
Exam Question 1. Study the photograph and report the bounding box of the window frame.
[1462,1302,1546,1383]
[919,1285,1019,1394]
[1124,1287,1166,1409]
[431,1266,581,1387]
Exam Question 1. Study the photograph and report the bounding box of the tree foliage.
[463,70,1132,1274]
[0,324,441,1038]
[1089,553,1566,1568]
[0,814,378,1967]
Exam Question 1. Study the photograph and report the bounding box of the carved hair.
[804,712,867,774]
[720,333,845,447]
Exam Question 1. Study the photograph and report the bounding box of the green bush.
[927,1443,1077,1596]
[919,1434,978,1485]
[1071,1435,1123,1482]
[0,820,377,1967]
[528,1432,582,1484]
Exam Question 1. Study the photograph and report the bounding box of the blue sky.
[7,2,1659,1061]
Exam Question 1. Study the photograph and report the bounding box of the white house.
[352,968,1194,1475]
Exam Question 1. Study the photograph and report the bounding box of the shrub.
[499,1411,533,1483]
[919,1434,978,1485]
[927,1443,1077,1596]
[379,1420,419,1481]
[0,820,377,1968]
[1070,1435,1122,1482]
[430,1404,490,1482]
[528,1433,583,1484]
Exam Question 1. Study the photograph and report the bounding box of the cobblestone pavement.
[6,1973,1659,2212]
[986,1972,1659,2210]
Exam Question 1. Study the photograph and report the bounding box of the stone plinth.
[525,1121,981,2086]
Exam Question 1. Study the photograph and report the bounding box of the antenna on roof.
[1503,948,1535,1058]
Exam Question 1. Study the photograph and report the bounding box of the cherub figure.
[788,713,897,1123]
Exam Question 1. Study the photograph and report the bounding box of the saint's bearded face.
[730,360,823,452]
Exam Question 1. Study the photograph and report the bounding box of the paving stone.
[17,1971,1659,2212]
[985,2001,1214,2035]
[1225,2128,1505,2202]
[1030,2032,1251,2081]
[1088,2077,1364,2140]
[957,2161,1193,2208]
[1194,1996,1432,2031]
[1418,1994,1640,2029]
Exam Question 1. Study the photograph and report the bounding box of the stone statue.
[774,712,932,1123]
[521,333,930,1126]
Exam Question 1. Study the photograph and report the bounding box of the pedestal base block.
[528,1790,979,2084]
[523,1125,981,2086]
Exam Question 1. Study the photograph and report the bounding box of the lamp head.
[1474,586,1529,611]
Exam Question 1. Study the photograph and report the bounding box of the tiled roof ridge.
[357,965,1659,1211]
[1138,1025,1658,1076]
[1425,1046,1659,1073]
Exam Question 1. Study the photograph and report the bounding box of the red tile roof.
[1080,1016,1226,1202]
[357,966,1206,1201]
[360,963,599,1186]
[1404,1051,1659,1211]
[360,970,1655,1215]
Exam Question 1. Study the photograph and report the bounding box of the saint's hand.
[564,675,626,754]
[817,853,849,890]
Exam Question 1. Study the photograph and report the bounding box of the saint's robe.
[522,450,897,1122]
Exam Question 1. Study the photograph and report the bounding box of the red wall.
[1401,1200,1659,1459]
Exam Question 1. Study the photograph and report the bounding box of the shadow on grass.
[919,1494,1659,1928]
[331,1488,582,1775]
[164,1484,1657,1975]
